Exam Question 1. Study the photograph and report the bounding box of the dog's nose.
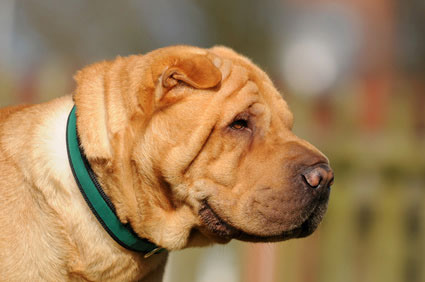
[301,163,334,189]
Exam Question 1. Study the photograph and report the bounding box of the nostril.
[301,164,333,189]
[302,170,323,188]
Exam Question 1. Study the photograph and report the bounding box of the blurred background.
[1,0,424,281]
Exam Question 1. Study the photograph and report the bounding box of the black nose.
[302,163,334,189]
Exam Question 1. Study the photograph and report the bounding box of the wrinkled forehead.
[210,48,293,127]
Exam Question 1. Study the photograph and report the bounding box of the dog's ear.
[161,55,222,89]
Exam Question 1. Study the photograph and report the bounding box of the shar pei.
[0,45,333,281]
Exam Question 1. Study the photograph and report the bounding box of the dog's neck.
[66,105,163,257]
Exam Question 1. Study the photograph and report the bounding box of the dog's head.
[73,45,333,249]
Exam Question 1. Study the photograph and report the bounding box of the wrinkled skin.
[75,45,333,249]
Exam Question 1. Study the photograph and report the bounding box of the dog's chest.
[68,246,166,281]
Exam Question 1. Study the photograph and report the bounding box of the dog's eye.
[230,119,248,130]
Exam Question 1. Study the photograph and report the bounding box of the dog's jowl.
[0,45,333,281]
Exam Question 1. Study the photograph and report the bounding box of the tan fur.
[0,45,330,281]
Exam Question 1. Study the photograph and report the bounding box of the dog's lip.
[198,198,327,243]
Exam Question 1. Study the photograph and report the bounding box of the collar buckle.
[144,247,164,259]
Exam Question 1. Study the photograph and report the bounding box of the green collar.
[66,105,163,257]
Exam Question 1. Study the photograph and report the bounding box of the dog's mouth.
[198,197,328,243]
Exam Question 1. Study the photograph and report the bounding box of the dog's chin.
[198,198,328,243]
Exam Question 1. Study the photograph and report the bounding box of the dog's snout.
[301,163,334,190]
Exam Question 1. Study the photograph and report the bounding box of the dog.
[0,45,333,281]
